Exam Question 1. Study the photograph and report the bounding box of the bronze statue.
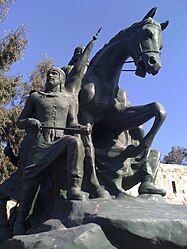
[1,8,169,236]
[0,34,109,232]
[13,32,111,235]
[13,66,90,235]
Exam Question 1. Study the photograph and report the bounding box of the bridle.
[92,21,161,73]
[122,24,161,72]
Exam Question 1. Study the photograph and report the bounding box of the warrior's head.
[68,45,85,66]
[45,67,66,92]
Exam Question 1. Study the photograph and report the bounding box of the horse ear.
[142,7,157,20]
[161,20,169,31]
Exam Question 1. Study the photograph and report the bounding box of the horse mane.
[88,18,158,68]
[88,22,139,68]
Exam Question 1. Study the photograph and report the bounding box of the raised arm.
[65,29,101,94]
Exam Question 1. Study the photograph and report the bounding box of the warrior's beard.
[45,80,61,91]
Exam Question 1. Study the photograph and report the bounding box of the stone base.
[1,194,187,249]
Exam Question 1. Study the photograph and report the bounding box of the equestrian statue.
[0,7,169,235]
[78,7,169,197]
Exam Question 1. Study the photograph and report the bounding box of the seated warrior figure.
[13,66,90,235]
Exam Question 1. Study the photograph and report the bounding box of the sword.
[41,125,92,135]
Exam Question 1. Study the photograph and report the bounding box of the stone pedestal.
[1,195,187,249]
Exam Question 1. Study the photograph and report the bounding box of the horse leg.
[139,102,166,149]
[138,149,166,196]
[114,102,166,157]
[114,102,166,196]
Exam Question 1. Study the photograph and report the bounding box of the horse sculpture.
[79,7,169,196]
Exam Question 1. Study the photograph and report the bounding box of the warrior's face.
[46,67,65,91]
[73,46,84,63]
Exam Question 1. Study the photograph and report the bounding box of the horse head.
[127,7,169,77]
[81,8,169,108]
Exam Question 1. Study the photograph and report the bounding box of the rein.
[121,23,161,72]
[92,60,137,72]
[122,60,136,72]
[122,50,161,72]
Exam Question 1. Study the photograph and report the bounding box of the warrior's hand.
[27,118,41,131]
[93,27,102,41]
[80,123,92,135]
[93,35,97,41]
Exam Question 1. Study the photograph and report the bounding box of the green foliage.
[0,105,23,183]
[0,0,14,22]
[0,147,15,183]
[0,24,27,106]
[162,146,187,165]
[0,25,27,71]
[0,55,54,183]
[29,55,54,92]
[0,1,54,183]
[0,4,27,182]
[0,74,22,105]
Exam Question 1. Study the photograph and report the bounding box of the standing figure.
[14,67,89,235]
[63,32,111,199]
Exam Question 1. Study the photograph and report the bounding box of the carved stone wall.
[126,163,187,205]
[155,163,187,205]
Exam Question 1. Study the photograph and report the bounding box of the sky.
[0,0,186,157]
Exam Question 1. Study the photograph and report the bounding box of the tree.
[162,146,187,165]
[0,1,54,183]
[0,0,14,22]
[0,1,28,182]
[28,54,54,92]
[0,54,54,183]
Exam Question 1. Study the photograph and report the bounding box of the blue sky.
[1,0,186,157]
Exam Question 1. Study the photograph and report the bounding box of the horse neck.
[93,39,130,93]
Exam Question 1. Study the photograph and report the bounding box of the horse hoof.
[67,188,88,201]
[90,188,111,199]
[116,192,134,200]
[138,182,166,196]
